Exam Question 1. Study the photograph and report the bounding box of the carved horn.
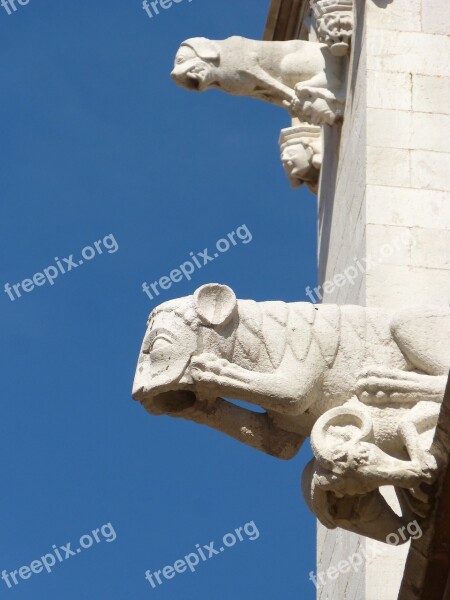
[310,405,373,467]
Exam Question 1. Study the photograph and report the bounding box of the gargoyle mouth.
[142,390,197,415]
[186,72,202,91]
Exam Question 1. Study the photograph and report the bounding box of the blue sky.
[0,1,318,598]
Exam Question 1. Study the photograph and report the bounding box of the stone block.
[367,147,410,187]
[368,70,412,111]
[367,223,413,267]
[367,108,412,149]
[422,0,450,35]
[411,150,450,190]
[366,0,421,32]
[366,186,450,230]
[366,264,450,307]
[412,75,450,114]
[411,112,450,153]
[410,227,450,270]
[367,30,450,77]
[367,110,450,153]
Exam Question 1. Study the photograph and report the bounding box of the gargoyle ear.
[193,284,237,327]
[183,38,220,63]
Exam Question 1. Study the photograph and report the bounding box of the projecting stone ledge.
[398,374,450,600]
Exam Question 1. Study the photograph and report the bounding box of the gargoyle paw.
[190,353,252,387]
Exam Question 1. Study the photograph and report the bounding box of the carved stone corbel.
[311,0,354,57]
[279,124,323,194]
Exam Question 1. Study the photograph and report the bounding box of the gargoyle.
[171,36,346,126]
[132,284,449,543]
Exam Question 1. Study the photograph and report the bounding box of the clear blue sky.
[0,1,318,598]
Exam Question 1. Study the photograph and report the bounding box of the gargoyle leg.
[191,354,311,414]
[243,57,297,106]
[396,402,441,502]
[182,396,304,460]
[356,367,447,402]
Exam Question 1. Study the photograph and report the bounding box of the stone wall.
[316,0,450,598]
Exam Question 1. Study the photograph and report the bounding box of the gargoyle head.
[171,38,220,92]
[132,283,238,414]
[279,125,322,193]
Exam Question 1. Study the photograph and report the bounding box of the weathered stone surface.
[133,283,450,543]
[171,36,346,125]
[311,0,354,56]
[279,123,322,192]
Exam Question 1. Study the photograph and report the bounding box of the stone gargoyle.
[170,37,346,126]
[132,284,450,543]
[279,124,323,193]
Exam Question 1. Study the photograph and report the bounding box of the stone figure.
[312,0,354,56]
[171,36,346,126]
[279,124,322,193]
[132,284,450,543]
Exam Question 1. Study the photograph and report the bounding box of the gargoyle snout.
[132,360,149,401]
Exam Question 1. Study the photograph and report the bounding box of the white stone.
[171,36,347,126]
[365,509,409,600]
[411,150,450,191]
[421,0,450,35]
[411,112,450,153]
[367,109,450,153]
[367,30,450,77]
[366,186,450,230]
[410,228,450,270]
[366,264,450,308]
[367,108,412,149]
[366,0,421,32]
[366,224,412,267]
[317,0,450,595]
[133,283,450,543]
[367,147,410,187]
[147,5,450,597]
[367,70,412,111]
[412,75,450,114]
[317,527,365,600]
[367,223,450,271]
[311,0,354,56]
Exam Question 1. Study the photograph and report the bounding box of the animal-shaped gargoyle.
[132,284,450,543]
[170,37,346,126]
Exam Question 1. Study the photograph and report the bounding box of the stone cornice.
[263,0,310,41]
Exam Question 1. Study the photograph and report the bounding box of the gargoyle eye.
[150,336,173,351]
[142,328,174,354]
[176,56,185,64]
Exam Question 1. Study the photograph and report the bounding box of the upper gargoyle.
[171,36,346,126]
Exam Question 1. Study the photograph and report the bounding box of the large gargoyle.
[170,36,346,126]
[132,284,450,543]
